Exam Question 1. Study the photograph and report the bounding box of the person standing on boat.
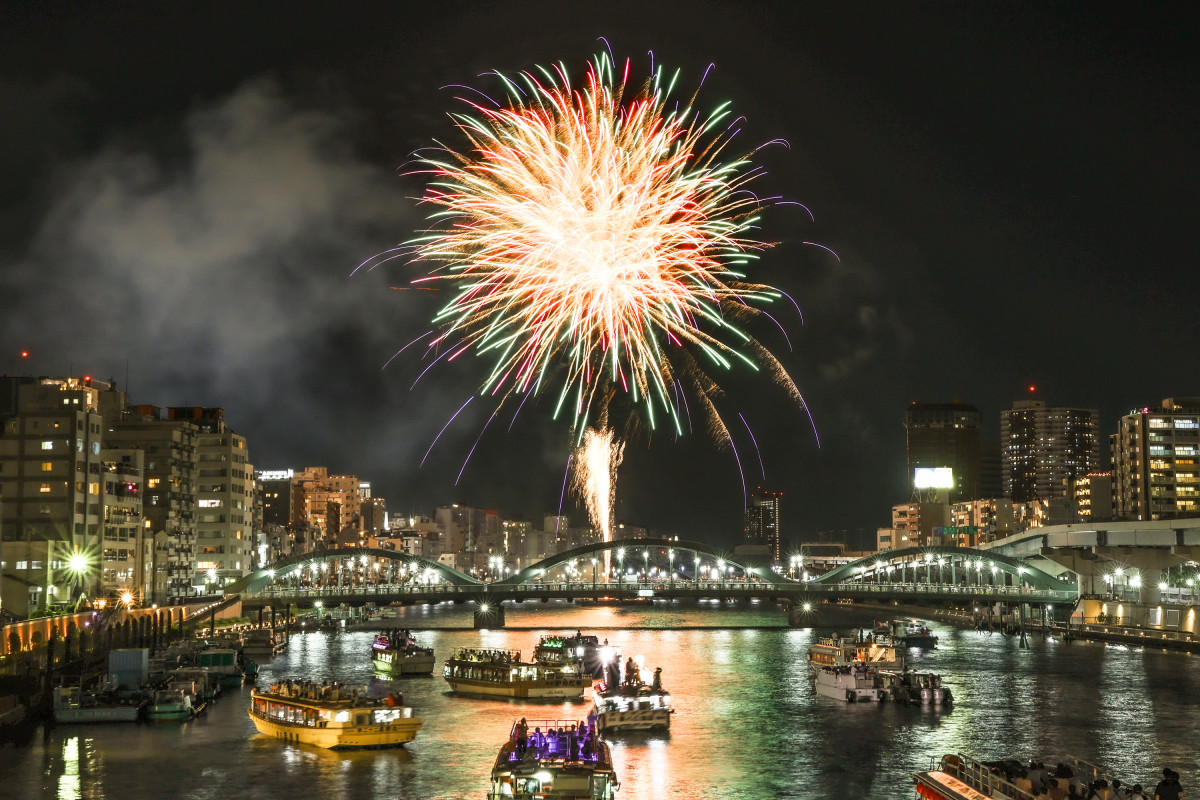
[1153,769,1182,800]
[516,718,528,756]
[652,667,662,692]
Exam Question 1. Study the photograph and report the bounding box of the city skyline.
[2,3,1196,544]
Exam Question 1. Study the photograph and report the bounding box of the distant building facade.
[905,402,981,502]
[1001,400,1099,503]
[743,488,782,561]
[1112,398,1200,520]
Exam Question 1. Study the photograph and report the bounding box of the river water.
[2,601,1198,799]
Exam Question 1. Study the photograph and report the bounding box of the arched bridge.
[229,539,1078,626]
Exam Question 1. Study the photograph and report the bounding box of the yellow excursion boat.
[248,679,422,749]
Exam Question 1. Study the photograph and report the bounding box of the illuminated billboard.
[913,467,954,489]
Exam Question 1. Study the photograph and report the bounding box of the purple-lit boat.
[488,718,618,799]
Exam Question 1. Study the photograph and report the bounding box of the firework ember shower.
[406,47,808,540]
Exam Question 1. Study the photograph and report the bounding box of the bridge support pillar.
[474,601,505,630]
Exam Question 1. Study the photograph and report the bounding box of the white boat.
[813,667,885,702]
[877,670,953,706]
[53,686,145,723]
[591,677,672,733]
[913,754,1120,800]
[808,630,899,672]
[489,717,617,799]
[443,648,589,699]
[371,630,436,676]
[875,619,939,648]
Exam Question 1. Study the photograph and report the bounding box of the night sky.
[2,3,1196,548]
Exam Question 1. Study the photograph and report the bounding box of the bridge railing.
[827,582,1075,600]
[249,579,1075,602]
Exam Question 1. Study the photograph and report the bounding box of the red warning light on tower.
[1028,385,1036,393]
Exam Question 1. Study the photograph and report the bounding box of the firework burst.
[404,48,810,536]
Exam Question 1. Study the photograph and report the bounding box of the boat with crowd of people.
[371,629,435,676]
[534,632,606,678]
[591,653,672,732]
[489,717,618,799]
[248,679,422,749]
[443,648,590,700]
[808,630,900,673]
[911,753,1146,800]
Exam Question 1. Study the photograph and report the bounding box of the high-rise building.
[905,402,981,502]
[1000,400,1099,503]
[744,488,782,561]
[0,377,109,616]
[107,405,200,602]
[1112,398,1200,520]
[181,407,255,590]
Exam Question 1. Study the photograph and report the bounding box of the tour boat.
[807,630,899,673]
[371,630,436,676]
[488,717,618,799]
[813,666,885,702]
[53,686,145,723]
[443,648,590,699]
[248,681,422,749]
[591,682,672,733]
[913,754,1116,800]
[534,633,605,677]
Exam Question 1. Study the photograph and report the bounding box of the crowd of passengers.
[454,648,521,664]
[378,628,425,650]
[602,656,664,694]
[268,679,367,704]
[979,760,1184,800]
[509,718,599,762]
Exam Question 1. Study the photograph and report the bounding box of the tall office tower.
[1000,400,1099,503]
[107,405,199,602]
[0,377,109,616]
[1112,398,1200,520]
[904,402,981,502]
[744,488,782,561]
[177,407,255,590]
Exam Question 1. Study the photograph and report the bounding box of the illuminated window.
[39,483,51,493]
[89,482,100,495]
[41,441,53,450]
[41,462,53,472]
